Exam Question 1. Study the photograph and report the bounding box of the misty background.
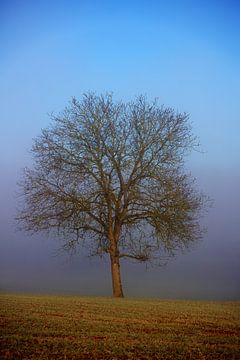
[0,0,239,300]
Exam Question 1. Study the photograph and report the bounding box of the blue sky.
[0,0,240,299]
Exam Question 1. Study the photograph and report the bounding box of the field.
[0,294,239,359]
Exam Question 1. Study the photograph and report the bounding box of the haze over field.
[0,0,239,300]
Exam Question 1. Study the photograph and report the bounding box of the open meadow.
[0,294,239,359]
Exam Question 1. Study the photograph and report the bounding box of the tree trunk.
[110,252,124,298]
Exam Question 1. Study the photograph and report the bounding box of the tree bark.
[110,252,124,298]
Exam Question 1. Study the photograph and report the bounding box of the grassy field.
[0,294,239,359]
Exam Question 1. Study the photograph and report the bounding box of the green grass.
[0,294,239,359]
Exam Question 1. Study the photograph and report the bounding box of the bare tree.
[17,93,207,297]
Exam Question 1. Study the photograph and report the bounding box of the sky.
[0,0,239,300]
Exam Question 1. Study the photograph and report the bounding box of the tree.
[17,93,206,297]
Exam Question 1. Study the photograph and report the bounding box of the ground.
[0,294,239,359]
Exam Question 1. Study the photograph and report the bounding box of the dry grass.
[0,294,239,359]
